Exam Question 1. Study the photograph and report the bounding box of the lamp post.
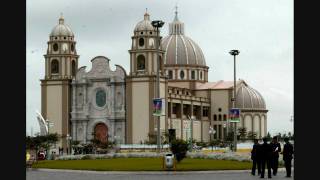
[229,49,240,152]
[66,134,72,155]
[151,20,165,153]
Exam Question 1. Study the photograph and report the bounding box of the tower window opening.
[200,71,203,79]
[64,37,66,39]
[53,43,58,51]
[139,38,144,47]
[191,70,195,80]
[137,55,145,70]
[180,70,185,79]
[51,59,59,74]
[140,32,143,35]
[214,114,217,121]
[168,70,173,79]
[218,114,222,121]
[72,60,76,76]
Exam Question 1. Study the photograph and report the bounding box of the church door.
[94,123,108,143]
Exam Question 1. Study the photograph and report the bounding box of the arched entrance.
[94,123,108,143]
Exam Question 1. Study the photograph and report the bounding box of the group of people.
[251,136,294,178]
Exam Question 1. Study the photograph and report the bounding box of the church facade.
[40,10,268,149]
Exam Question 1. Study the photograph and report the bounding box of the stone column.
[190,102,194,140]
[72,122,77,141]
[83,122,87,144]
[180,101,184,139]
[170,101,173,129]
[200,103,203,141]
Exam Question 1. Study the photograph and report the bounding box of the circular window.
[96,90,106,107]
[71,44,74,52]
[218,108,222,112]
[140,32,143,35]
[64,37,66,39]
[150,32,152,35]
[139,38,144,46]
[180,71,185,79]
[53,43,58,51]
[55,37,57,40]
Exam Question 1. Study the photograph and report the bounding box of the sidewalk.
[28,167,290,175]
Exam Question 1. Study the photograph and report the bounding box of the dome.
[50,15,74,37]
[236,83,266,109]
[134,12,155,32]
[161,9,206,66]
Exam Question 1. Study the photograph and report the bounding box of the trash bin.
[164,153,174,169]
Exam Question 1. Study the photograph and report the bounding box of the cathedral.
[40,9,268,150]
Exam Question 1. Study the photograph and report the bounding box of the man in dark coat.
[282,137,294,178]
[251,139,261,176]
[271,136,281,176]
[260,137,272,178]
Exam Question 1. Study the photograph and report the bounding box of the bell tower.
[41,14,79,151]
[126,11,167,144]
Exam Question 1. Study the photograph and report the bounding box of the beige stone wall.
[46,85,63,134]
[193,120,201,141]
[172,119,181,139]
[131,82,149,144]
[202,121,210,142]
[194,90,209,98]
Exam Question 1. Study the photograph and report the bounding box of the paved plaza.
[27,168,294,180]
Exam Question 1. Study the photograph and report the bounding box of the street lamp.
[229,49,240,152]
[151,20,165,153]
[66,134,72,155]
[223,123,227,141]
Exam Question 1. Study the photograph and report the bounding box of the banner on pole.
[153,98,165,116]
[229,108,240,123]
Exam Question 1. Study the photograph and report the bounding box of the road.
[27,168,294,180]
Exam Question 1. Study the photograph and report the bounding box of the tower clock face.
[62,43,68,51]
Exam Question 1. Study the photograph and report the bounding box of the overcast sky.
[26,0,293,136]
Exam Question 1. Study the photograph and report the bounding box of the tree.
[265,132,272,141]
[247,131,257,140]
[170,139,189,163]
[238,127,247,141]
[209,139,221,151]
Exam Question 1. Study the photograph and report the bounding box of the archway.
[94,123,108,143]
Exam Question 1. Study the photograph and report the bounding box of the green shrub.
[170,139,189,163]
[81,155,92,160]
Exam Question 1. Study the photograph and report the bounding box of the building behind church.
[40,9,268,150]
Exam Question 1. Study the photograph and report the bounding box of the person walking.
[260,137,272,178]
[282,137,294,178]
[251,139,261,176]
[271,136,281,176]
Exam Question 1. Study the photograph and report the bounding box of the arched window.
[223,114,227,121]
[51,59,59,74]
[214,114,217,121]
[137,55,145,70]
[218,114,222,121]
[53,43,58,51]
[180,70,185,79]
[71,43,75,52]
[191,70,195,80]
[168,70,173,79]
[139,38,144,46]
[71,60,76,76]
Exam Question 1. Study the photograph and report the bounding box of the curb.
[27,168,289,175]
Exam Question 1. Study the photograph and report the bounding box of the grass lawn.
[32,158,252,171]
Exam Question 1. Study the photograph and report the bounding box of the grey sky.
[26,0,293,136]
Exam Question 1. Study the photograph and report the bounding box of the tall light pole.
[229,49,240,152]
[151,20,165,153]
